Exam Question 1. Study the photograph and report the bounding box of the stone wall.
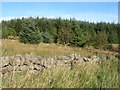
[0,53,115,75]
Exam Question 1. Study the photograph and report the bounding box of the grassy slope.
[1,39,118,57]
[1,39,94,57]
[1,39,119,88]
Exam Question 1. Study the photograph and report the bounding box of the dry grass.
[1,39,94,57]
[1,39,119,88]
[1,39,118,57]
[2,59,118,88]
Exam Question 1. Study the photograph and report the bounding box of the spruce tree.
[19,21,43,44]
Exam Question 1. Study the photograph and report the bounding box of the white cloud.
[74,13,118,23]
[0,16,28,22]
[45,13,118,23]
[0,12,118,23]
[0,16,55,22]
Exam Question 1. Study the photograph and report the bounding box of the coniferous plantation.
[1,17,119,50]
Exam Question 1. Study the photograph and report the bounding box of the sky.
[1,0,120,2]
[118,2,120,23]
[1,2,118,23]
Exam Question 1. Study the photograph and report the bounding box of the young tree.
[19,21,43,44]
[71,30,91,47]
[42,31,53,43]
[94,31,108,50]
[58,26,73,45]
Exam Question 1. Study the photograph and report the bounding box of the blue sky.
[2,2,118,23]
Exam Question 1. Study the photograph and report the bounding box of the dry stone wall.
[0,53,113,75]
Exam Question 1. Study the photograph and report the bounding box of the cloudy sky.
[1,2,118,23]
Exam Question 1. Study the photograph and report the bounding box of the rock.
[34,64,44,71]
[56,60,64,66]
[29,70,39,75]
[91,56,100,62]
[83,56,100,63]
[83,57,89,62]
[2,57,10,67]
[1,68,8,75]
[29,63,35,70]
[21,58,31,66]
[31,57,39,64]
[1,53,102,75]
[8,59,15,66]
[68,53,74,60]
[57,55,70,61]
[68,53,81,60]
[74,54,81,60]
[6,65,13,71]
[1,65,13,74]
[20,65,29,71]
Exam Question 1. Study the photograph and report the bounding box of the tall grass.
[1,39,94,57]
[1,39,119,88]
[2,59,118,88]
[1,39,118,57]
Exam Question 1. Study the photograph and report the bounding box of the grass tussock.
[2,59,118,88]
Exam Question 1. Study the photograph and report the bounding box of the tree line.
[1,17,119,50]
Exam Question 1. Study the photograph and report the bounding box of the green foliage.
[71,30,91,47]
[58,27,73,45]
[108,31,118,44]
[2,26,9,38]
[19,21,43,44]
[1,17,119,50]
[42,32,53,43]
[2,26,16,39]
[94,31,109,50]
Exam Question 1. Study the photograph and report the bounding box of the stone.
[2,59,10,67]
[34,64,44,71]
[91,56,100,62]
[6,65,13,71]
[1,53,102,75]
[1,68,8,75]
[20,65,29,71]
[68,53,75,60]
[74,54,81,60]
[57,55,70,60]
[68,53,81,60]
[83,57,89,62]
[1,65,13,75]
[29,63,35,70]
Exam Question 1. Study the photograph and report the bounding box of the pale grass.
[1,39,119,88]
[1,39,118,57]
[1,39,94,57]
[2,59,118,88]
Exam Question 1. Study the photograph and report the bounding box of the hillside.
[1,17,119,51]
[1,39,119,88]
[1,2,119,89]
[1,39,118,57]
